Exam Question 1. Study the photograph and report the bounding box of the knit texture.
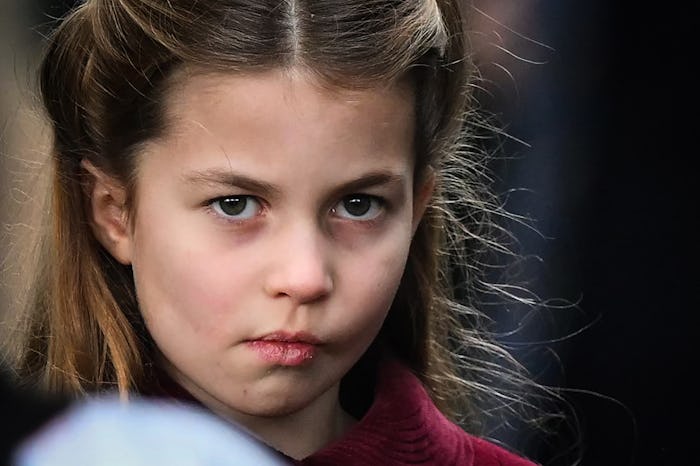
[296,357,536,466]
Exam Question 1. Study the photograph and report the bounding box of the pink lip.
[246,331,321,366]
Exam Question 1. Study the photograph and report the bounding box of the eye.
[210,196,262,220]
[332,194,384,221]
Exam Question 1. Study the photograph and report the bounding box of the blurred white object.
[12,396,290,466]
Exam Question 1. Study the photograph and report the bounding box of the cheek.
[129,215,256,341]
[333,228,413,343]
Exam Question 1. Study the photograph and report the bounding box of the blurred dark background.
[1,1,694,465]
[468,2,694,465]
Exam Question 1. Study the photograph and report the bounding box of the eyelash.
[331,194,386,222]
[206,195,264,224]
[205,193,387,224]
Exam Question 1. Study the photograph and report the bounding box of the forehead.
[161,66,413,135]
[141,68,417,184]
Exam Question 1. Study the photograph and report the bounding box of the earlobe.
[81,160,133,265]
[411,168,436,236]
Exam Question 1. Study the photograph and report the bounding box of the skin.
[88,68,433,459]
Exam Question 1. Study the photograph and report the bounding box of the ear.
[411,167,435,236]
[81,160,133,265]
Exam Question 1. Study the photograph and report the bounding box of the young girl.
[5,0,562,464]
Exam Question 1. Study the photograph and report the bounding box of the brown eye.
[345,196,371,216]
[211,196,262,220]
[332,195,383,220]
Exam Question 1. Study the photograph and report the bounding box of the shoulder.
[381,357,538,465]
[468,435,539,466]
[376,355,538,466]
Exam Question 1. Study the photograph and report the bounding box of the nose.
[263,228,334,304]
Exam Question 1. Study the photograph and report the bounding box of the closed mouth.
[253,330,322,345]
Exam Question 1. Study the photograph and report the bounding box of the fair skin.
[86,68,433,459]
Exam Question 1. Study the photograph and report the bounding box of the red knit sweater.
[295,357,537,466]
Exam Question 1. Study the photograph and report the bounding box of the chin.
[233,393,316,418]
[234,376,336,419]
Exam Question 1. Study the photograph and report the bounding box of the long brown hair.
[8,0,553,437]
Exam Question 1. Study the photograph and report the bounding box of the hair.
[5,0,571,456]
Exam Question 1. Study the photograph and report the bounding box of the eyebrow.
[183,169,282,198]
[331,171,407,196]
[182,168,407,198]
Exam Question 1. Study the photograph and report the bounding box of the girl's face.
[116,70,428,425]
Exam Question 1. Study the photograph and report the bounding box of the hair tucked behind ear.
[10,5,154,396]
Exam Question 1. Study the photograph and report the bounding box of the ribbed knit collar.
[296,356,474,465]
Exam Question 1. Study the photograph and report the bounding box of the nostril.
[288,273,333,303]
